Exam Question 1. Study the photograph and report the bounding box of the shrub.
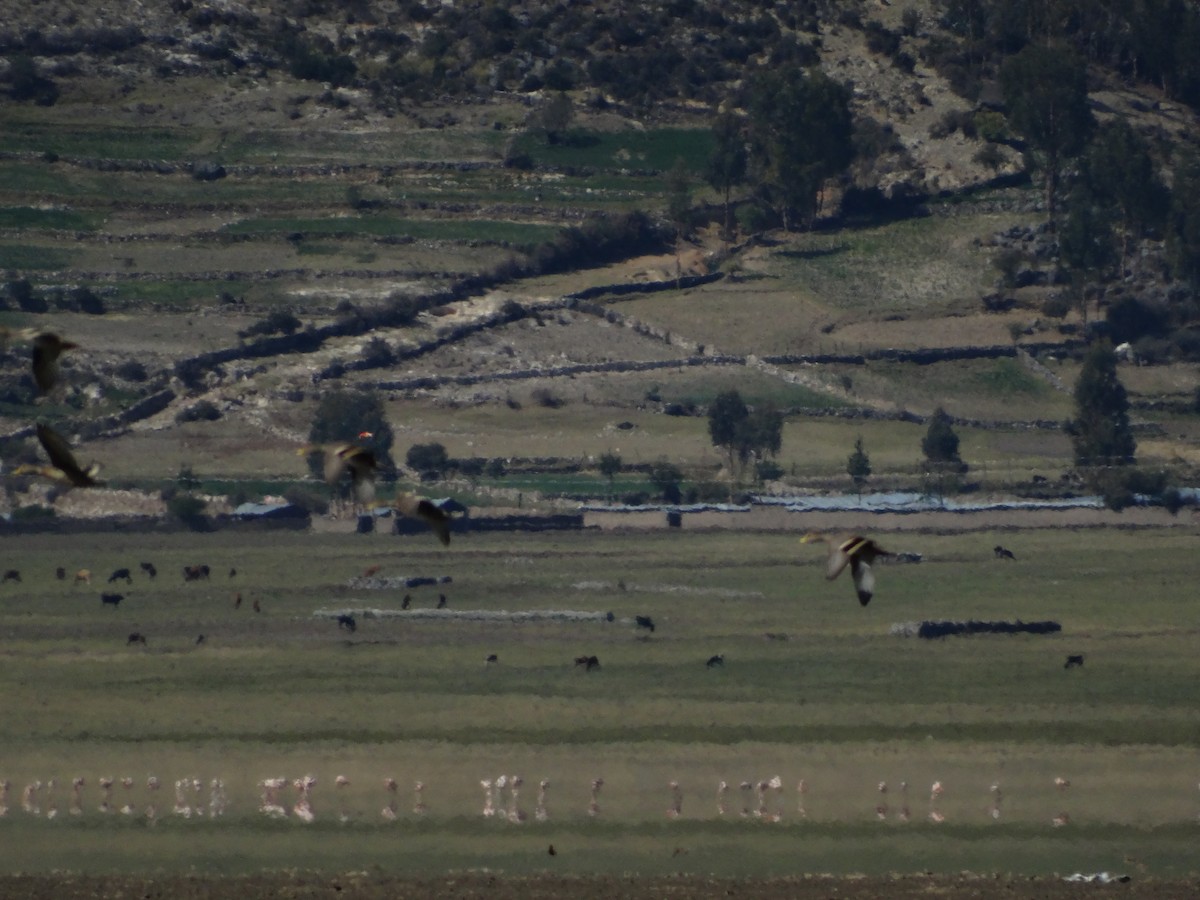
[175,400,222,423]
[71,286,105,314]
[406,442,450,476]
[114,359,149,382]
[360,337,395,367]
[531,387,565,408]
[1041,294,1072,318]
[240,310,301,339]
[167,493,209,530]
[974,143,1007,172]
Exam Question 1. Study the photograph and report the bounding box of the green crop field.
[0,524,1197,878]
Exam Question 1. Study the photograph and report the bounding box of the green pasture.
[511,128,715,174]
[0,241,79,271]
[0,525,1198,876]
[221,214,560,246]
[0,206,101,232]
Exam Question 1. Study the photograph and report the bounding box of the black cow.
[2,569,20,583]
[436,593,447,609]
[101,593,124,607]
[108,568,132,584]
[55,567,66,580]
[1064,654,1084,669]
[574,655,600,671]
[196,634,206,645]
[140,562,157,579]
[994,545,1016,560]
[485,653,499,665]
[183,564,211,582]
[401,594,412,610]
[127,632,147,646]
[336,614,357,633]
[635,615,656,633]
[706,654,725,668]
[229,568,237,578]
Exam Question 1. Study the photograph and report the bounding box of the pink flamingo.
[381,777,398,821]
[587,777,603,817]
[666,781,683,819]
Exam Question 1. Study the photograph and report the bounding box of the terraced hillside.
[1,0,1198,510]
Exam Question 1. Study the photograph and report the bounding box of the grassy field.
[0,524,1198,877]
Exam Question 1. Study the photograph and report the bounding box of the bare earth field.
[2,873,1197,900]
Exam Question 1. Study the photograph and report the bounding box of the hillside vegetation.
[1,0,1199,510]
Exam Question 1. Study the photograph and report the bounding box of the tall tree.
[922,407,965,470]
[598,451,622,501]
[1079,119,1169,269]
[1067,340,1136,467]
[847,436,871,497]
[707,391,783,481]
[746,65,854,230]
[706,111,747,239]
[1166,148,1200,288]
[1000,43,1094,221]
[649,460,683,503]
[665,157,694,237]
[1059,181,1117,317]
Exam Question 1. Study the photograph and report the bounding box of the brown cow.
[74,569,91,585]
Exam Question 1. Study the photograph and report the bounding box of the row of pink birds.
[0,774,1099,826]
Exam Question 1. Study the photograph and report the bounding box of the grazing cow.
[196,634,206,645]
[994,545,1016,560]
[233,592,242,609]
[252,599,261,613]
[437,593,447,609]
[485,654,498,665]
[635,615,655,633]
[363,564,381,578]
[56,567,66,580]
[2,569,20,583]
[228,568,237,578]
[401,594,411,610]
[74,569,91,585]
[1064,654,1084,669]
[101,593,124,607]
[706,654,725,668]
[574,655,600,671]
[140,562,157,579]
[127,632,146,646]
[183,564,211,582]
[337,614,357,633]
[108,568,132,584]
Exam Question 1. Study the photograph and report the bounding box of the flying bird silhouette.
[393,493,452,546]
[298,441,377,503]
[15,424,103,487]
[31,333,79,392]
[800,531,892,606]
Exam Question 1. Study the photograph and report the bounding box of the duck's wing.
[824,542,852,580]
[849,558,876,606]
[395,494,451,546]
[36,424,88,484]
